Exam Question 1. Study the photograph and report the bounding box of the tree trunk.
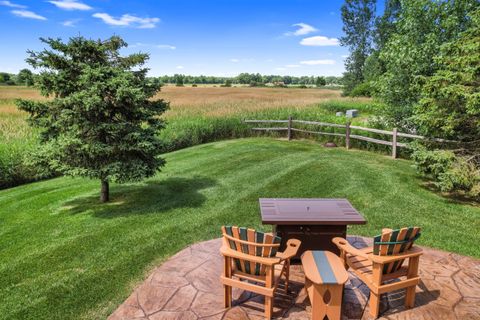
[100,180,109,203]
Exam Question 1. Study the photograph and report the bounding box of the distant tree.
[17,36,169,202]
[315,76,326,87]
[17,69,34,86]
[174,74,184,86]
[340,0,376,95]
[223,79,232,87]
[0,72,11,84]
[282,75,292,85]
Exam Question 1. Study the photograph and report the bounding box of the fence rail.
[244,117,451,159]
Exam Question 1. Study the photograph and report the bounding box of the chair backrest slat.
[222,225,281,276]
[373,227,421,274]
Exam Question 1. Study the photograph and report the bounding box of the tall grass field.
[0,85,380,189]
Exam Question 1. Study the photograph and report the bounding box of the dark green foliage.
[409,9,480,198]
[375,0,479,129]
[174,74,185,86]
[0,72,15,85]
[221,79,232,87]
[415,9,480,142]
[315,76,326,87]
[340,0,376,95]
[349,82,373,97]
[16,36,169,201]
[410,143,479,198]
[17,69,34,86]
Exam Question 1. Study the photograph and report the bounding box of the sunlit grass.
[1,138,478,319]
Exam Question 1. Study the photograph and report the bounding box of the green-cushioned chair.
[333,227,422,318]
[220,226,300,319]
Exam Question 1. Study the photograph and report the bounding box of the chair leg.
[369,292,380,318]
[405,285,416,308]
[224,285,232,308]
[265,296,273,320]
[284,260,290,293]
[405,255,419,309]
[223,256,232,308]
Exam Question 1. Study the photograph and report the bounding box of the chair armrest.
[332,237,370,259]
[276,239,301,260]
[220,245,281,266]
[369,246,423,264]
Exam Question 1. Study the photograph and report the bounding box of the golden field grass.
[0,85,368,118]
[0,85,374,144]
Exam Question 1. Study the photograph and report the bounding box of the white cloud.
[0,1,26,8]
[341,54,349,58]
[285,64,300,68]
[62,19,80,27]
[49,0,91,10]
[300,36,339,46]
[176,65,184,69]
[300,59,336,65]
[230,58,240,63]
[156,44,176,50]
[285,23,317,36]
[92,13,160,29]
[11,9,47,20]
[275,67,286,71]
[265,59,274,62]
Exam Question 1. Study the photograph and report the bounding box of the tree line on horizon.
[154,73,340,87]
[1,70,341,88]
[341,0,479,198]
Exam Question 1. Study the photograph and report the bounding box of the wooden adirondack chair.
[220,226,301,319]
[332,227,422,318]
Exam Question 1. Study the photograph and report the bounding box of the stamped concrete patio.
[109,236,480,320]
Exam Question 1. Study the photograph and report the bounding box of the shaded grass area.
[0,138,478,320]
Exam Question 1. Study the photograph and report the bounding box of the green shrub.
[437,159,479,196]
[349,82,372,97]
[410,143,479,198]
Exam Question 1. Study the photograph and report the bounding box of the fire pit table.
[259,198,366,258]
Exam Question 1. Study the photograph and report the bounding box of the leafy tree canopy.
[340,0,376,95]
[375,0,478,129]
[415,9,480,143]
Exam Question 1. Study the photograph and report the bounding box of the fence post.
[345,121,351,149]
[287,115,292,141]
[392,127,398,159]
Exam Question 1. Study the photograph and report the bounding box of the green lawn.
[1,138,478,319]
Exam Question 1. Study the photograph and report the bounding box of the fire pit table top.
[259,198,366,225]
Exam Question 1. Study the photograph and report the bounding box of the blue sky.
[0,0,356,77]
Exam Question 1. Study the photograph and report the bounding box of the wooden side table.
[301,250,349,320]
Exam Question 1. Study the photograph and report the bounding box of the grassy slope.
[1,138,478,319]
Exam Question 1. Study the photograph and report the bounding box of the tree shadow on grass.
[60,176,217,218]
[419,179,480,207]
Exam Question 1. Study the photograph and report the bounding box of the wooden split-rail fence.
[244,116,454,159]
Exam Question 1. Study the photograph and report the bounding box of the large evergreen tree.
[17,36,169,202]
[340,0,376,95]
